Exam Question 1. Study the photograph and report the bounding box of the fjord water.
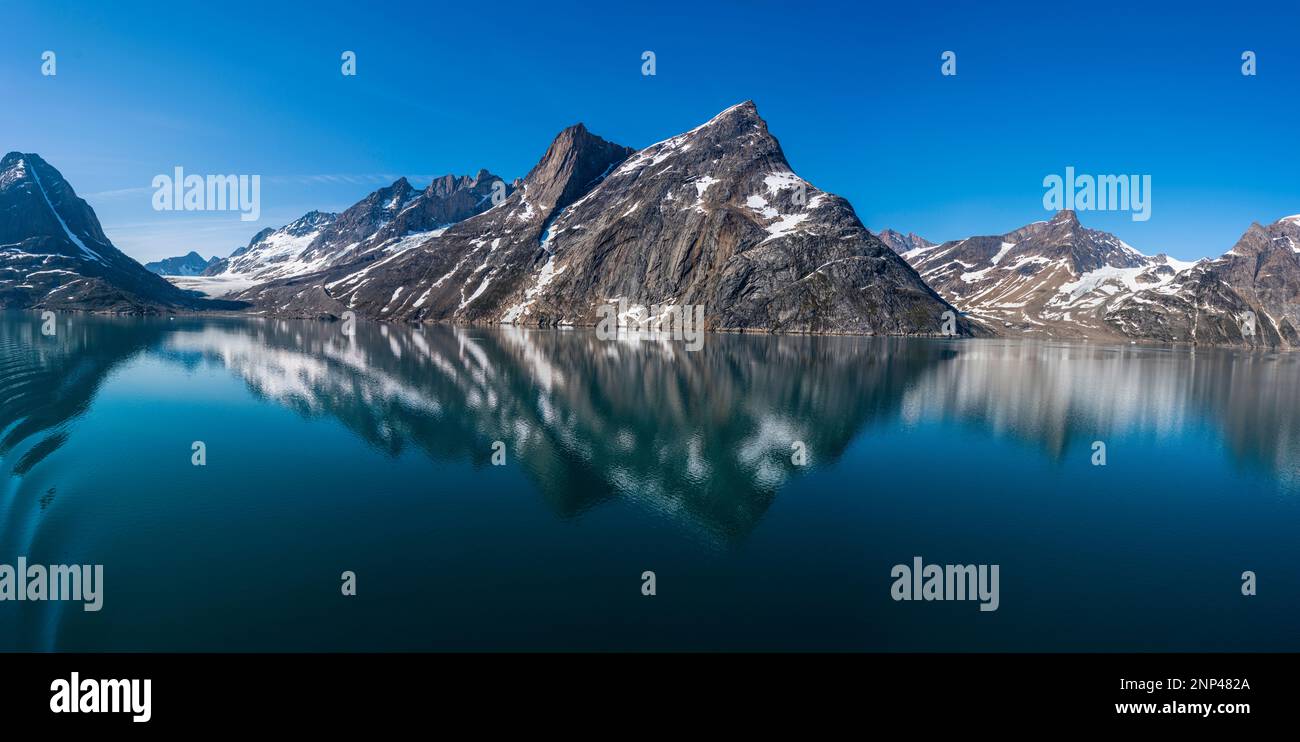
[0,311,1297,651]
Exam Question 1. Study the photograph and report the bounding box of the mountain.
[1106,216,1300,347]
[890,209,1300,347]
[235,102,969,336]
[146,250,219,276]
[202,171,507,284]
[890,210,1201,338]
[0,152,212,312]
[876,229,934,255]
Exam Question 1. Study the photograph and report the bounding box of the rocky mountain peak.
[0,152,47,186]
[520,123,635,219]
[0,150,113,254]
[0,154,31,191]
[1048,209,1080,226]
[283,210,336,235]
[691,100,764,135]
[1,152,214,311]
[368,177,416,210]
[876,229,935,256]
[425,173,463,198]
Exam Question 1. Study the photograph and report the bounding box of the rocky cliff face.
[0,152,207,312]
[236,102,968,336]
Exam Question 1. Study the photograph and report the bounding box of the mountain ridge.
[146,250,219,276]
[884,209,1300,347]
[199,170,509,288]
[233,101,970,337]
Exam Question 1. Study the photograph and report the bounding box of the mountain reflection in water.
[1,311,1297,651]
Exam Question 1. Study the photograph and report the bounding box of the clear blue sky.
[4,0,1299,262]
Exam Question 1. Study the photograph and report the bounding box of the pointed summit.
[521,123,635,218]
[1048,209,1080,226]
[876,229,935,256]
[695,100,762,129]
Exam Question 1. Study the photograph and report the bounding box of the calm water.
[1,311,1297,651]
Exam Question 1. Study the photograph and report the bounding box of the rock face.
[146,251,219,276]
[237,102,967,336]
[0,152,207,312]
[892,210,1201,339]
[204,171,508,283]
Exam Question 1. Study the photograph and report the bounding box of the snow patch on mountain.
[27,158,104,263]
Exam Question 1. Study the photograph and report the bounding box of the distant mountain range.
[145,251,220,276]
[200,170,508,284]
[879,209,1300,347]
[5,103,1300,347]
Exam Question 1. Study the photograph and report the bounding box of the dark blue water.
[1,311,1297,650]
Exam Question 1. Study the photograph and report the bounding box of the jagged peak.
[1048,209,1080,226]
[875,228,935,254]
[1,151,42,171]
[275,210,335,236]
[373,176,414,200]
[520,122,635,217]
[1218,219,1300,261]
[294,209,334,222]
[424,170,503,198]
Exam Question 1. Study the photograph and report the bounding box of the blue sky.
[4,0,1299,262]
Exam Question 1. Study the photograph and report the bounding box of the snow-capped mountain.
[202,171,508,285]
[1105,216,1300,347]
[145,250,219,276]
[890,210,1202,339]
[236,101,968,336]
[0,152,205,312]
[888,209,1300,347]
